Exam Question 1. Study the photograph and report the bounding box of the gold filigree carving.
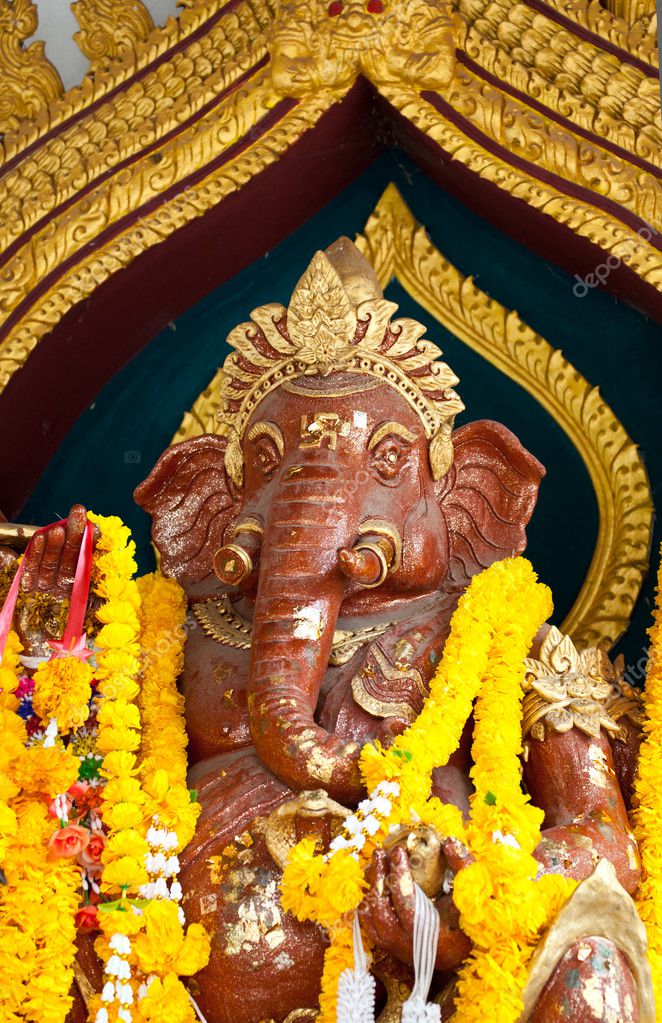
[605,0,656,21]
[192,595,392,665]
[523,626,623,740]
[270,0,455,98]
[72,0,154,69]
[0,84,339,397]
[1,0,272,162]
[351,646,428,723]
[378,82,662,291]
[356,184,653,649]
[0,0,272,255]
[178,184,653,650]
[457,0,662,169]
[0,0,63,133]
[545,0,658,67]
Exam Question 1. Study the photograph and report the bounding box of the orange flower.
[79,830,106,874]
[49,824,90,859]
[75,904,99,932]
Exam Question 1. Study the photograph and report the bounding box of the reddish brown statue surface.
[11,240,650,1022]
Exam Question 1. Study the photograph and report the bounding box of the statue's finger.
[388,846,416,932]
[357,902,380,947]
[20,533,44,591]
[59,505,88,583]
[38,525,65,591]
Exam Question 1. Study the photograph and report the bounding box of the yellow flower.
[139,973,196,1023]
[104,828,149,862]
[282,558,565,1023]
[100,855,149,892]
[32,656,93,731]
[633,546,662,1006]
[12,745,79,798]
[134,901,210,977]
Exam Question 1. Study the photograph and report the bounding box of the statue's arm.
[523,725,641,893]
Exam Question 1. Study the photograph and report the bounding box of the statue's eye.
[253,437,281,477]
[371,436,410,480]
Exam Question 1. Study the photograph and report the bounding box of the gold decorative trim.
[192,595,392,665]
[0,0,63,133]
[523,626,622,740]
[351,646,428,722]
[215,245,462,486]
[379,82,662,290]
[457,0,662,169]
[176,183,655,651]
[0,1,273,254]
[0,0,270,160]
[72,0,154,69]
[544,0,658,67]
[0,84,340,396]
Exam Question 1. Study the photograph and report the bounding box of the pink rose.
[79,829,106,874]
[49,824,90,859]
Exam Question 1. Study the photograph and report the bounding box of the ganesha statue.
[8,240,653,1021]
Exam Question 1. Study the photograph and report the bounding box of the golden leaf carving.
[72,0,154,69]
[524,627,623,740]
[286,252,358,373]
[0,0,63,133]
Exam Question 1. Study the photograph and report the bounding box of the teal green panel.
[21,150,662,671]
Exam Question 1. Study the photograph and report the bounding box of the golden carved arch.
[174,185,654,651]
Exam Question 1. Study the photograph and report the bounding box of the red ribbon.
[0,518,95,664]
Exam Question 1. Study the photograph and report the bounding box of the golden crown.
[217,238,463,486]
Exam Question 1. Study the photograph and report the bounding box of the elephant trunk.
[247,463,364,805]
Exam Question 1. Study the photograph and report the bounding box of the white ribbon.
[401,884,441,1023]
[337,912,376,1023]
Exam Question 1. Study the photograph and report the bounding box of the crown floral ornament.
[217,240,464,486]
[522,626,632,741]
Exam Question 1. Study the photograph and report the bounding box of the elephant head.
[135,238,544,803]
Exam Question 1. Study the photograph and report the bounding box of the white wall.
[27,0,181,92]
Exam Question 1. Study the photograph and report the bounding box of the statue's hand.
[359,847,417,965]
[359,845,471,971]
[20,504,91,601]
[16,505,96,656]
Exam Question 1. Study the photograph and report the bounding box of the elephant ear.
[134,434,240,586]
[438,420,545,593]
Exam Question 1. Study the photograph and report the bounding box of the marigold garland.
[0,627,88,1018]
[633,546,662,1008]
[281,557,574,1023]
[0,515,209,1023]
[452,579,575,1022]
